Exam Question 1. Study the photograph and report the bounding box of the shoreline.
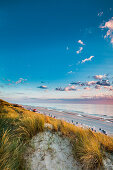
[24,105,113,136]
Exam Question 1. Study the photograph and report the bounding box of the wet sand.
[24,105,113,136]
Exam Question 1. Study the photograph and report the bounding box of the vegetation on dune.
[0,99,44,169]
[0,99,113,170]
[44,113,113,169]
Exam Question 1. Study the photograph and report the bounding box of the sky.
[0,0,113,103]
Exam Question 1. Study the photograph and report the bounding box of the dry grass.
[95,132,113,152]
[17,114,44,140]
[0,99,113,170]
[43,116,113,169]
[0,129,25,170]
[72,129,103,169]
[0,99,45,169]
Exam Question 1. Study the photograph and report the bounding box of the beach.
[1,99,113,170]
[24,105,113,136]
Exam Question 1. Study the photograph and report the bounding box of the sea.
[24,103,113,120]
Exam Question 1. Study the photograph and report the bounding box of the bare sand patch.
[25,130,81,170]
[103,153,113,170]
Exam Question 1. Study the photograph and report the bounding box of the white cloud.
[100,17,113,44]
[76,47,83,54]
[97,11,103,17]
[81,56,94,63]
[78,40,85,45]
[68,71,73,74]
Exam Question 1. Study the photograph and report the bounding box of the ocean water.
[27,103,113,120]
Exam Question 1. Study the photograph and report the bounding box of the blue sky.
[0,0,113,103]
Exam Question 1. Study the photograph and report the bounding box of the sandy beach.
[24,105,113,136]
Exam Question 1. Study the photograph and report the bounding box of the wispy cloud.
[97,11,103,17]
[55,87,64,91]
[76,47,83,54]
[16,78,27,84]
[5,83,12,86]
[67,71,73,74]
[70,81,96,87]
[100,17,113,44]
[70,81,81,85]
[81,56,94,63]
[3,78,27,85]
[78,40,85,45]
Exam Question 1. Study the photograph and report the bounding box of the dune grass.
[0,99,44,169]
[0,99,113,170]
[0,129,25,170]
[44,116,113,169]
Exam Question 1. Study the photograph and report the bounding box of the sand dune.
[25,130,81,170]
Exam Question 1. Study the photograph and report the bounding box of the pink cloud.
[78,40,85,45]
[16,78,27,84]
[95,85,101,90]
[104,86,113,90]
[64,85,76,91]
[86,81,97,86]
[93,74,106,80]
[56,85,77,91]
[84,87,90,90]
[76,47,83,54]
[81,56,94,63]
[100,17,113,44]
